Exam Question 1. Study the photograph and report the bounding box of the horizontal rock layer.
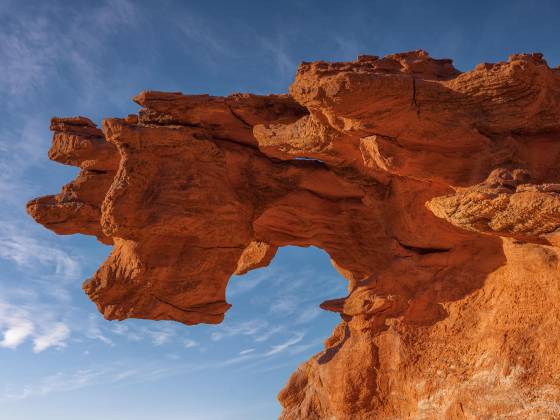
[28,50,560,419]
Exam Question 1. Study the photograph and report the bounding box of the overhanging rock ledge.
[28,50,560,419]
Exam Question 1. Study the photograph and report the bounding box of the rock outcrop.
[28,51,560,419]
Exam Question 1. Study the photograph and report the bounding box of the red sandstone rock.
[28,51,560,418]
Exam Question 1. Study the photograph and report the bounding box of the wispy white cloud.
[109,323,142,342]
[270,296,298,315]
[254,325,284,343]
[286,338,324,356]
[146,327,175,346]
[32,322,70,353]
[227,270,273,296]
[109,321,182,347]
[0,15,59,97]
[0,220,99,354]
[178,14,231,57]
[332,35,364,60]
[0,222,81,283]
[0,298,71,353]
[183,338,199,349]
[91,0,138,32]
[164,6,302,87]
[216,353,258,367]
[265,332,305,356]
[0,0,138,100]
[0,360,201,403]
[210,319,268,342]
[228,337,324,375]
[84,314,115,346]
[258,36,297,80]
[295,306,322,324]
[0,317,34,350]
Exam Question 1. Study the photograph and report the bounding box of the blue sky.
[1,0,559,419]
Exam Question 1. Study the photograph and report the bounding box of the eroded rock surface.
[28,51,560,419]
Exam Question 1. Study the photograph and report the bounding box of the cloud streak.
[0,317,34,350]
[0,0,139,101]
[0,299,71,353]
[32,322,70,353]
[0,222,81,283]
[210,319,268,342]
[265,333,305,356]
[0,360,200,403]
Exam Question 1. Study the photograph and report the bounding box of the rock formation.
[28,50,560,419]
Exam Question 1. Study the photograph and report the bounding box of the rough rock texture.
[28,51,560,419]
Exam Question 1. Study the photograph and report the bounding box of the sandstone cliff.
[28,51,560,419]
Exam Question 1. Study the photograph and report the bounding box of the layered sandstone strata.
[28,51,560,419]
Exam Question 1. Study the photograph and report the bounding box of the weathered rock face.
[28,51,560,418]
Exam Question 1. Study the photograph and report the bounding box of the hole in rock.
[215,245,346,416]
[396,240,451,255]
[86,169,109,175]
[91,246,345,418]
[293,157,325,163]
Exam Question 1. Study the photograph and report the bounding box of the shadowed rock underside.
[28,51,560,419]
